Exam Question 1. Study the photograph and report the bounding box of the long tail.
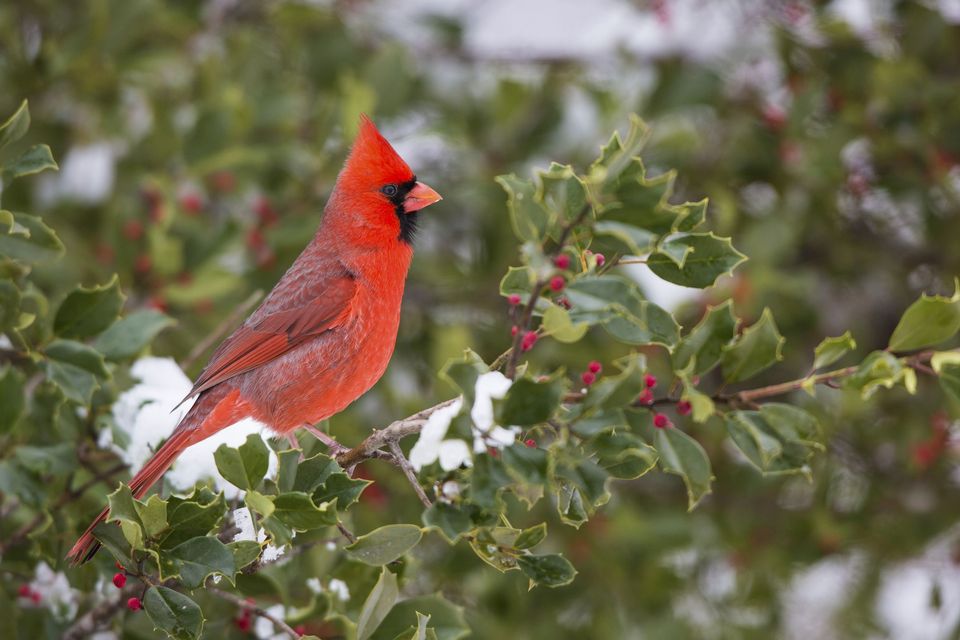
[67,387,247,565]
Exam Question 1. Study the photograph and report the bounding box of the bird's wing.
[180,272,357,402]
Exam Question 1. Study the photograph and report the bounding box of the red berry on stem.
[595,253,605,267]
[549,276,565,292]
[588,361,602,374]
[180,192,203,214]
[507,294,521,306]
[521,331,538,351]
[511,325,519,336]
[554,254,570,269]
[581,371,596,386]
[17,585,31,597]
[127,597,142,611]
[123,219,144,241]
[637,389,654,405]
[295,625,307,636]
[677,400,692,416]
[113,572,127,589]
[29,591,41,604]
[644,373,657,388]
[524,438,536,448]
[653,413,671,429]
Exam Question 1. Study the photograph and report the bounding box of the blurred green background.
[2,0,959,637]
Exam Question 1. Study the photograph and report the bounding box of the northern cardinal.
[68,117,441,563]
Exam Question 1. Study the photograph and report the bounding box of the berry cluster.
[16,584,41,605]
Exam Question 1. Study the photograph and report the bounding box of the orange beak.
[403,181,442,213]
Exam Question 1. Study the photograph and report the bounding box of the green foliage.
[2,5,960,639]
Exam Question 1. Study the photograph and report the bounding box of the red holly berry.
[595,253,605,267]
[549,276,565,292]
[235,612,252,631]
[113,572,127,589]
[588,361,602,374]
[677,400,692,416]
[511,325,519,336]
[294,625,307,636]
[553,254,570,269]
[524,438,536,448]
[146,295,168,312]
[122,219,144,241]
[17,584,31,598]
[653,413,671,429]
[254,197,279,226]
[521,330,538,352]
[487,446,501,458]
[211,170,236,193]
[127,597,142,611]
[180,192,203,215]
[29,591,41,604]
[644,374,657,388]
[581,371,596,386]
[637,389,654,406]
[762,105,787,131]
[557,296,572,310]
[246,228,265,250]
[507,294,521,306]
[134,253,152,274]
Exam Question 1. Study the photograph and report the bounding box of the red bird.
[68,117,441,563]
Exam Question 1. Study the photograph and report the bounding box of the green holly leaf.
[93,309,175,361]
[422,502,474,543]
[159,490,226,549]
[52,275,125,339]
[0,212,65,263]
[647,233,747,289]
[214,433,270,491]
[538,162,587,223]
[655,427,713,510]
[501,443,549,485]
[813,331,857,369]
[314,472,371,511]
[44,339,109,404]
[347,524,423,566]
[290,452,339,493]
[514,523,548,550]
[725,408,821,476]
[499,266,537,303]
[164,537,236,588]
[497,376,564,425]
[0,365,25,434]
[888,282,960,351]
[228,540,262,570]
[593,220,657,255]
[590,430,658,479]
[496,174,551,243]
[517,553,577,588]
[107,485,148,549]
[269,492,337,531]
[720,309,785,383]
[673,300,737,375]
[144,587,205,640]
[369,594,469,640]
[0,100,30,150]
[845,350,914,399]
[3,144,58,181]
[357,567,400,640]
[542,304,589,343]
[566,275,679,348]
[590,114,651,188]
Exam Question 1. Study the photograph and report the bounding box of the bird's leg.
[285,432,300,450]
[302,423,348,457]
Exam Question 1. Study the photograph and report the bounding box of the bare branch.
[388,441,433,508]
[209,587,300,638]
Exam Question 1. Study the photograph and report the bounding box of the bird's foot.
[302,423,348,457]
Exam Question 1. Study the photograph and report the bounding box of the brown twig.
[388,442,433,507]
[209,587,300,638]
[335,398,459,469]
[63,584,138,640]
[181,289,263,370]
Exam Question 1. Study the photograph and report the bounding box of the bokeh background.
[2,0,960,637]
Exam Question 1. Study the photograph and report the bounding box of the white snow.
[103,357,277,499]
[31,562,79,622]
[36,142,116,206]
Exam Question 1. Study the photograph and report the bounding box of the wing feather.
[181,273,357,402]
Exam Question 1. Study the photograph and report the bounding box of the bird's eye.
[381,184,398,197]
